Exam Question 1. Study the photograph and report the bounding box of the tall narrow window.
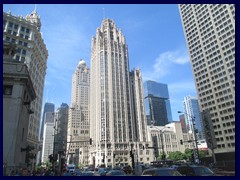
[3,85,13,95]
[22,128,25,142]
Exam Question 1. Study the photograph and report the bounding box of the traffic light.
[48,154,53,163]
[191,153,195,162]
[130,151,135,170]
[54,154,58,162]
[60,158,65,171]
[130,150,133,158]
[161,154,166,160]
[180,139,183,145]
[89,138,92,145]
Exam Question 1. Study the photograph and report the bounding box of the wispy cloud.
[168,81,196,94]
[142,48,190,82]
[42,13,92,91]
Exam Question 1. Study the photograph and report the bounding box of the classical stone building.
[3,42,36,174]
[67,60,90,166]
[3,9,48,166]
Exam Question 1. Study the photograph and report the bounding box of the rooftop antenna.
[34,4,37,12]
[46,90,49,102]
[102,8,105,20]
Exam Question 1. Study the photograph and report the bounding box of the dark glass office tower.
[144,80,172,126]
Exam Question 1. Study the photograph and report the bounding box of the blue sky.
[3,4,197,121]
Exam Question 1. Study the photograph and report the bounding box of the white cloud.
[142,48,190,82]
[168,81,196,94]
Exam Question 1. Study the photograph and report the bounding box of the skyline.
[3,4,197,121]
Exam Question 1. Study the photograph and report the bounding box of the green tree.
[24,145,35,166]
[184,149,193,161]
[168,151,185,161]
[198,150,208,158]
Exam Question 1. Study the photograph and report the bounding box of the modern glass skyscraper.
[179,4,235,154]
[144,80,173,126]
[89,19,150,167]
[41,112,54,163]
[38,102,54,164]
[55,103,69,167]
[40,102,55,141]
[183,96,205,140]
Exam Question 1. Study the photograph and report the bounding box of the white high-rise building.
[179,4,235,154]
[183,95,205,140]
[41,112,54,163]
[67,60,90,166]
[89,19,150,167]
[3,9,48,159]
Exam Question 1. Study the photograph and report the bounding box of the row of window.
[197,13,210,27]
[212,5,227,18]
[193,63,206,74]
[221,113,235,122]
[218,100,234,110]
[179,5,193,18]
[6,21,31,33]
[198,88,212,99]
[195,5,208,18]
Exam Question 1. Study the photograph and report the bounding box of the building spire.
[46,90,49,102]
[102,8,105,20]
[26,4,41,31]
[34,4,37,13]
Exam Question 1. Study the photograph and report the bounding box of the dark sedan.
[176,164,215,176]
[106,170,126,176]
[141,168,182,176]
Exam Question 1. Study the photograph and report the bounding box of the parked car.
[106,170,126,176]
[121,166,133,174]
[97,167,111,176]
[80,171,95,176]
[176,164,215,176]
[141,168,182,176]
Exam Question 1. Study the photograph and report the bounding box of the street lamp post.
[52,118,58,173]
[178,111,200,164]
[160,130,165,161]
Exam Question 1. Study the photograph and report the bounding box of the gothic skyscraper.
[89,19,150,167]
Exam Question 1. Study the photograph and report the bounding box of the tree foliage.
[168,151,186,161]
[166,149,208,161]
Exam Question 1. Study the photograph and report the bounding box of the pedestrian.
[21,168,29,176]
